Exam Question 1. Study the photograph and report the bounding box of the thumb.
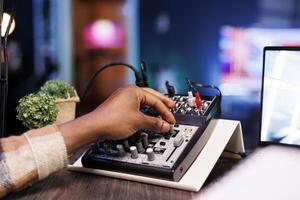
[138,113,172,133]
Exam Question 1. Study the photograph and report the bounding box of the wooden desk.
[4,148,239,200]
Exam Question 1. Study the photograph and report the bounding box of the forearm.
[0,86,175,198]
[0,111,107,198]
[0,125,67,198]
[58,112,105,154]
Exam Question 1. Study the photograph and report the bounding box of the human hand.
[59,85,176,153]
[87,85,176,140]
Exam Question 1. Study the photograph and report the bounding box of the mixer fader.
[82,91,220,181]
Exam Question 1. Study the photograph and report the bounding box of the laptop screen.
[261,47,300,145]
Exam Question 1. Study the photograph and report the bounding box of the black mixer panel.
[82,93,220,181]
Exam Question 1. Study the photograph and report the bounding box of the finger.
[139,90,176,124]
[142,88,175,108]
[142,87,175,108]
[138,114,171,133]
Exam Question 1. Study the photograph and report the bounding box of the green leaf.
[40,80,77,99]
[16,93,58,129]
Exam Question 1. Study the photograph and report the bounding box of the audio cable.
[186,78,222,117]
[81,61,148,102]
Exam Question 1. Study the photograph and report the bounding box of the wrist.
[58,113,105,153]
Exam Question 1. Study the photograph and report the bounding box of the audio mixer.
[82,92,220,181]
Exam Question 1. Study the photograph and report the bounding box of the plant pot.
[54,96,80,124]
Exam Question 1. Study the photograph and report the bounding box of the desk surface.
[4,148,239,200]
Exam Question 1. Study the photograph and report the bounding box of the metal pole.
[0,0,4,138]
[0,0,16,138]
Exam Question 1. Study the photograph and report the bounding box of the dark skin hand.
[58,85,176,153]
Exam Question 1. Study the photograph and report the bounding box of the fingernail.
[161,121,171,133]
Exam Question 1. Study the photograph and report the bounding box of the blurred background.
[4,0,300,150]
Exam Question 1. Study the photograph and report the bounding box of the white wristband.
[24,132,68,180]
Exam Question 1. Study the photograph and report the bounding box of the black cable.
[186,78,222,101]
[140,59,149,87]
[186,78,222,117]
[80,62,144,102]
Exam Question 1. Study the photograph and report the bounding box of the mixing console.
[82,92,220,181]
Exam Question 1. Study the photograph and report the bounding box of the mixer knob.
[136,140,145,153]
[116,144,126,157]
[122,140,130,151]
[130,146,139,159]
[141,133,149,147]
[146,148,155,161]
[103,141,110,150]
[179,109,185,114]
[170,125,175,133]
[174,135,184,147]
[202,101,209,110]
[170,124,179,134]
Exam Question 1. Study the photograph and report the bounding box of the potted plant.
[16,80,80,129]
[40,80,80,125]
[16,93,58,129]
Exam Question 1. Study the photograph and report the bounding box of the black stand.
[0,0,4,138]
[0,38,8,138]
[0,0,14,138]
[0,80,7,138]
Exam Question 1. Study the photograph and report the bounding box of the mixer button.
[164,133,171,139]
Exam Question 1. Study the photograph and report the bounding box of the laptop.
[260,46,300,148]
[198,47,300,199]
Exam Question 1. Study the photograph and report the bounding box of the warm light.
[83,19,122,49]
[92,20,115,41]
[1,12,15,37]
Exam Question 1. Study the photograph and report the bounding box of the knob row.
[127,146,155,161]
